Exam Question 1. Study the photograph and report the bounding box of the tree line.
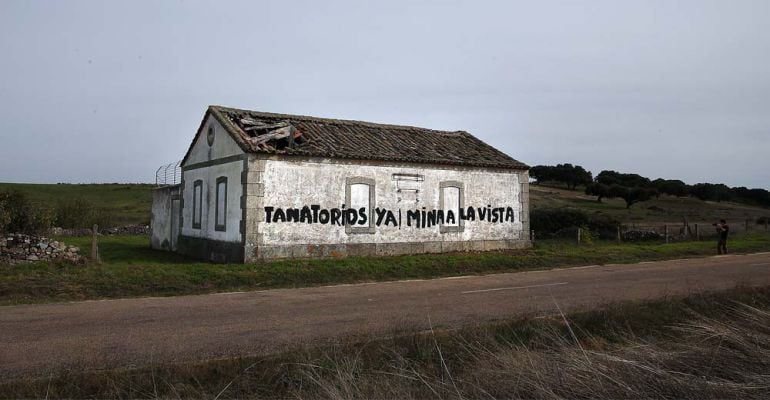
[529,163,770,209]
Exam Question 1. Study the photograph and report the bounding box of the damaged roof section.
[201,105,528,170]
[239,117,306,151]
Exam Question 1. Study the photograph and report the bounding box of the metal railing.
[155,160,182,187]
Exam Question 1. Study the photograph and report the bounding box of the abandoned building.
[150,105,531,263]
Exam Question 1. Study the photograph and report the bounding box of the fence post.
[91,224,101,264]
[695,223,700,241]
[530,230,535,245]
[746,219,750,232]
[664,225,669,244]
[577,228,581,244]
[765,219,768,230]
[617,225,622,242]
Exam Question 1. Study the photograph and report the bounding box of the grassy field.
[2,182,768,229]
[0,182,154,226]
[3,285,769,399]
[532,184,770,228]
[2,232,770,305]
[1,181,768,305]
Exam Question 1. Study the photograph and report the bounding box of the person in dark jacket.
[715,219,729,255]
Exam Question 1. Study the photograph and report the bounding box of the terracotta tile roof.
[200,105,528,170]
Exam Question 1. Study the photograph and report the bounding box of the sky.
[0,0,768,189]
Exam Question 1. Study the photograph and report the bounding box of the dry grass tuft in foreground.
[456,305,770,399]
[3,287,770,399]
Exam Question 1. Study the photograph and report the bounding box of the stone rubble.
[49,224,150,237]
[0,233,84,264]
[100,225,150,236]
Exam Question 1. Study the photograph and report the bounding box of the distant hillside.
[0,183,153,227]
[531,184,770,228]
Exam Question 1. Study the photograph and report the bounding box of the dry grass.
[277,305,770,399]
[3,287,770,399]
[454,306,770,399]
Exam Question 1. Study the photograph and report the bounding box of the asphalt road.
[2,252,770,380]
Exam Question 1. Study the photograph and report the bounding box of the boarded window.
[345,177,375,234]
[192,180,203,229]
[349,183,370,227]
[215,177,227,231]
[442,186,460,227]
[440,181,464,233]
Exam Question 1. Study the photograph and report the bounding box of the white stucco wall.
[256,158,524,245]
[150,185,180,250]
[180,115,245,243]
[185,115,244,165]
[181,162,243,242]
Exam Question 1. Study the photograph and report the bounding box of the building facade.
[151,106,531,263]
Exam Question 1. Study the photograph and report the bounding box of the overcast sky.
[1,0,768,188]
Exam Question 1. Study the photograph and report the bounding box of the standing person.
[715,219,729,254]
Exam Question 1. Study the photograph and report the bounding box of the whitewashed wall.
[150,185,180,250]
[185,116,243,164]
[180,115,244,243]
[257,158,524,245]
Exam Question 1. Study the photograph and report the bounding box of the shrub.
[531,209,589,237]
[54,197,94,229]
[589,213,623,239]
[90,208,115,229]
[531,208,621,239]
[54,197,115,229]
[0,204,9,232]
[0,190,53,234]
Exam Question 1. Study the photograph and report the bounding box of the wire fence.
[155,161,182,187]
[621,220,768,242]
[531,219,770,244]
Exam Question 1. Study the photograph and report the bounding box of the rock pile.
[100,225,150,235]
[0,234,83,264]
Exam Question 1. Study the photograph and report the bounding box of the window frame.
[192,180,203,229]
[215,176,228,232]
[439,181,465,233]
[345,177,376,234]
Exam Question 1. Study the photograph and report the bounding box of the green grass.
[3,285,769,399]
[0,182,153,226]
[2,233,770,305]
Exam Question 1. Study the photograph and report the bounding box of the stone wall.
[50,225,150,237]
[1,234,83,263]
